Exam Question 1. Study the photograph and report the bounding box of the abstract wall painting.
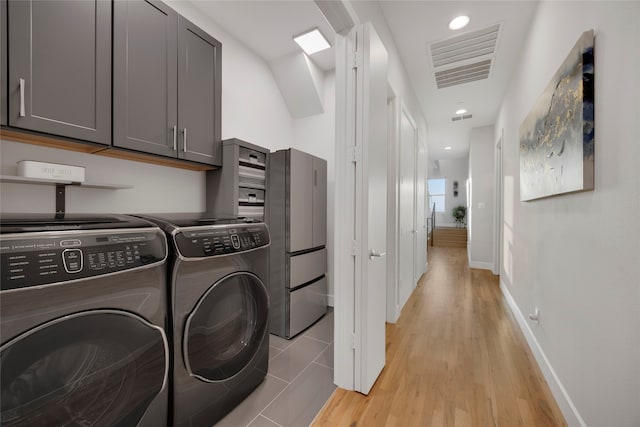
[519,29,594,201]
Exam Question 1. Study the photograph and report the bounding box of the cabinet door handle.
[314,169,317,186]
[172,125,177,151]
[19,78,25,117]
[182,128,187,152]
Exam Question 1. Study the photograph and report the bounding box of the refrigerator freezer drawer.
[289,276,327,337]
[289,248,327,289]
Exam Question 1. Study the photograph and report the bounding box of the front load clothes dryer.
[135,213,270,427]
[0,214,169,427]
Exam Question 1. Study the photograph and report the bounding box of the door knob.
[369,249,387,260]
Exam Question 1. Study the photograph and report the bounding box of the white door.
[357,23,388,395]
[333,22,389,394]
[415,142,427,281]
[398,110,415,309]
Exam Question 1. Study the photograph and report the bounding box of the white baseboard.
[499,280,585,427]
[468,260,494,270]
[327,294,334,307]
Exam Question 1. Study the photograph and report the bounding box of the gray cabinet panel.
[288,149,313,252]
[312,156,327,248]
[178,17,221,166]
[206,139,268,219]
[113,0,177,157]
[1,0,6,126]
[8,0,110,144]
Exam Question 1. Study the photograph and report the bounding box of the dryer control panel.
[174,223,270,258]
[0,230,167,291]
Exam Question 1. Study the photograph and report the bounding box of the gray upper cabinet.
[7,0,111,144]
[113,0,178,158]
[114,1,221,166]
[177,17,222,165]
[1,0,7,126]
[312,156,327,248]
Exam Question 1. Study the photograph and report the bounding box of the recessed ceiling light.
[455,109,467,115]
[449,15,470,30]
[293,28,331,55]
[444,146,453,150]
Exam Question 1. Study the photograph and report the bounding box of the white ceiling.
[191,0,336,71]
[379,1,538,159]
[190,0,539,160]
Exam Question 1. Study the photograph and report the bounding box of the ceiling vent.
[451,114,473,122]
[436,60,491,89]
[430,24,500,89]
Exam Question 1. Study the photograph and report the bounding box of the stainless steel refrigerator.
[267,148,327,339]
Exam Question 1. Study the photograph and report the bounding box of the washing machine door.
[0,310,168,427]
[184,271,269,382]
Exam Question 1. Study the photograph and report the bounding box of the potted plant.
[451,205,467,228]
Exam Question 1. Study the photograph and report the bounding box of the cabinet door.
[288,149,313,252]
[1,0,6,126]
[312,156,327,248]
[8,0,111,144]
[114,0,177,157]
[177,16,222,166]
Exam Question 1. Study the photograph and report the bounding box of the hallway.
[313,246,566,426]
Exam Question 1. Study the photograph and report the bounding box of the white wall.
[0,140,205,214]
[496,2,640,426]
[347,0,429,315]
[292,71,336,305]
[467,126,495,270]
[1,1,295,214]
[348,1,427,145]
[168,0,294,151]
[429,157,468,227]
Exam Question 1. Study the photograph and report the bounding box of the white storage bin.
[17,160,85,182]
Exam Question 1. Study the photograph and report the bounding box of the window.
[428,178,445,213]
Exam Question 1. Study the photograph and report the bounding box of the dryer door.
[184,272,269,382]
[0,310,168,427]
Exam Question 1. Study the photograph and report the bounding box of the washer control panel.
[174,223,270,258]
[0,230,166,291]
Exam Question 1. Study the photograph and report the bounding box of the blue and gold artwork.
[519,30,594,201]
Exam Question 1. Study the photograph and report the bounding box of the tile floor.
[216,309,335,427]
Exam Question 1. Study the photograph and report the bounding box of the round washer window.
[184,272,268,382]
[0,311,167,427]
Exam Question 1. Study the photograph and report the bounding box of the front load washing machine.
[0,213,169,426]
[136,213,270,427]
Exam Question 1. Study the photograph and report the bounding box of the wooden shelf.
[0,175,132,190]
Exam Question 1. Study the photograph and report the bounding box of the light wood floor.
[312,246,566,427]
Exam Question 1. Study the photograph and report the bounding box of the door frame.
[401,106,420,286]
[493,128,504,275]
[386,86,400,324]
[333,30,357,391]
[333,22,388,394]
[398,105,418,310]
